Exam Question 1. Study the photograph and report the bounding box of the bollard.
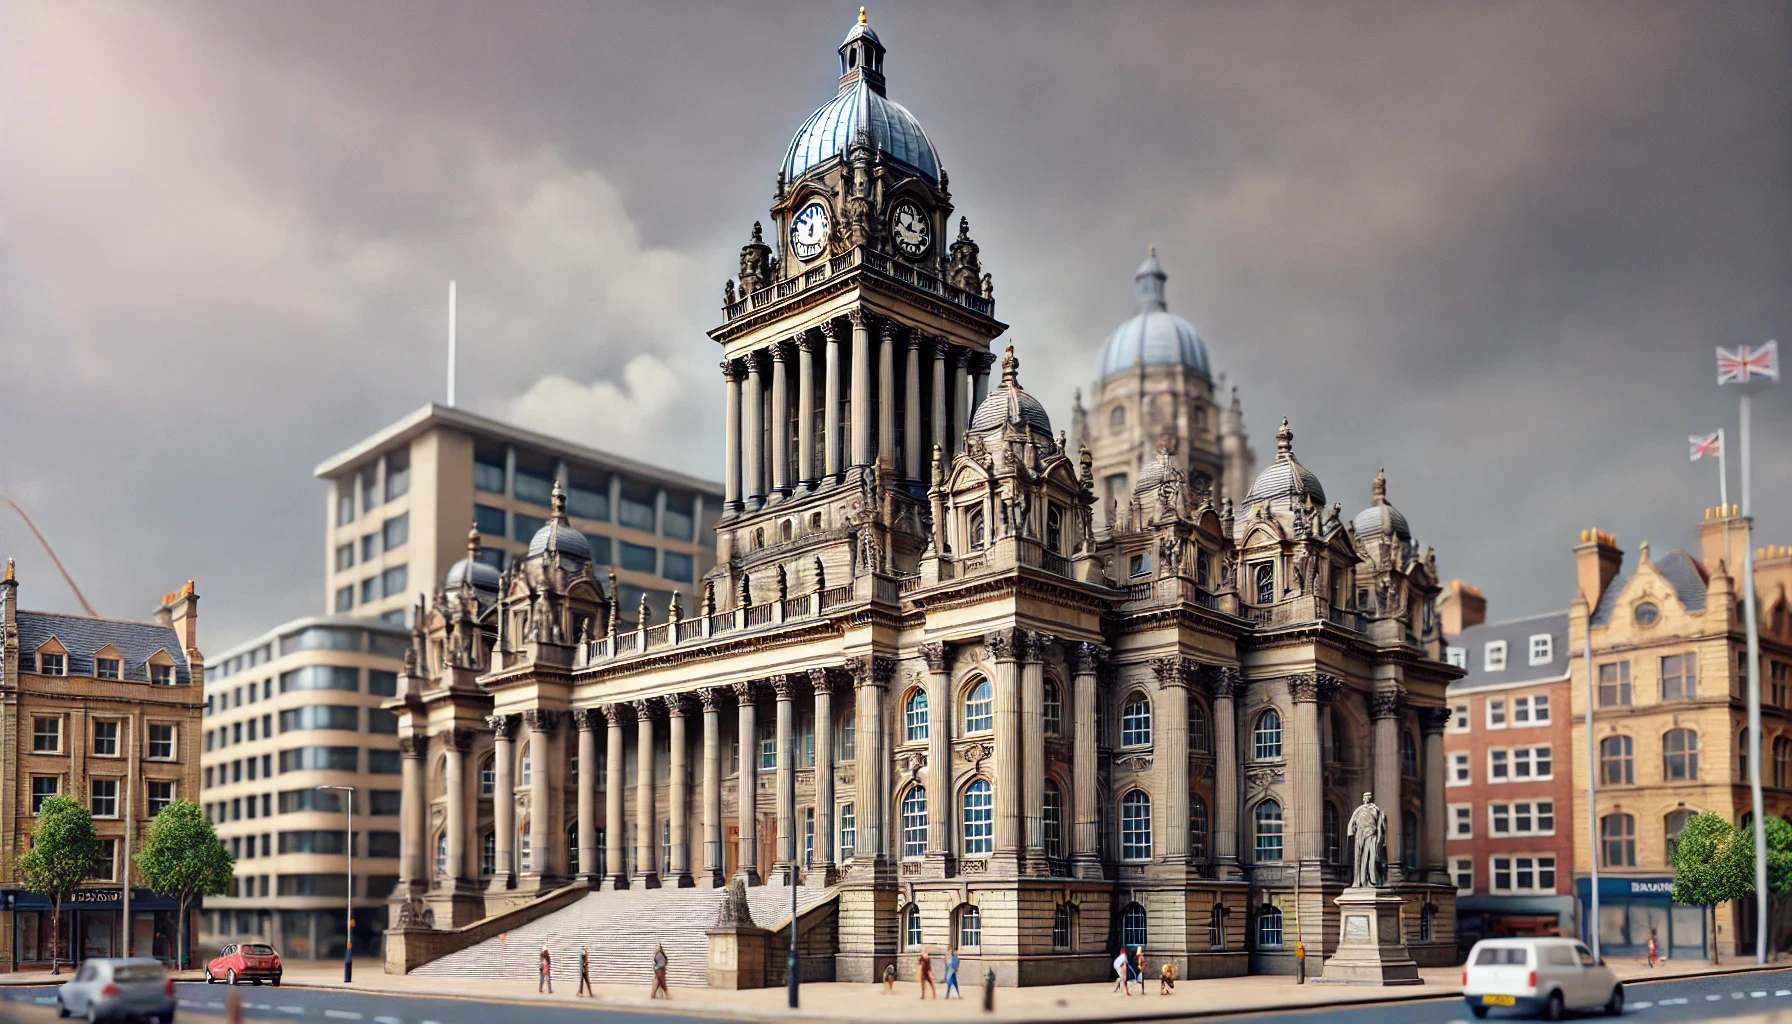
[226,987,243,1024]
[1295,940,1306,984]
[983,967,996,1013]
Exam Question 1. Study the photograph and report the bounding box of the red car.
[204,943,282,986]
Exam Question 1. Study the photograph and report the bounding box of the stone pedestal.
[1314,887,1422,986]
[706,924,771,989]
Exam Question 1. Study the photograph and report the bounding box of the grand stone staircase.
[413,883,834,989]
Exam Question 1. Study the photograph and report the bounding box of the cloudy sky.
[2,1,1788,650]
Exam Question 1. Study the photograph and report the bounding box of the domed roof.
[1351,467,1411,541]
[1244,418,1326,506]
[1096,249,1212,382]
[782,12,941,184]
[525,482,593,567]
[968,346,1053,441]
[444,525,501,593]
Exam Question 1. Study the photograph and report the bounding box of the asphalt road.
[1,969,1790,1024]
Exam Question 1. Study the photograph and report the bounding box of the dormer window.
[967,508,986,550]
[150,663,175,686]
[1528,634,1553,666]
[38,652,65,676]
[1254,563,1275,605]
[1484,641,1507,672]
[96,657,121,680]
[1046,505,1064,554]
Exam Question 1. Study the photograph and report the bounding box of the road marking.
[34,998,54,1006]
[374,1016,403,1024]
[277,1006,305,1014]
[1779,990,1791,996]
[324,1012,364,1020]
[1631,1001,1652,1009]
[1708,994,1725,1001]
[204,1001,225,1010]
[1755,991,1769,997]
[1733,992,1747,999]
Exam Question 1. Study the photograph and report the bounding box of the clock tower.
[708,8,1006,607]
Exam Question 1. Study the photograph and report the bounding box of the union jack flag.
[1689,430,1723,461]
[1716,340,1779,385]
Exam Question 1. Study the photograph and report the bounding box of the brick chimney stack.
[1574,529,1623,614]
[155,580,204,680]
[1438,579,1486,639]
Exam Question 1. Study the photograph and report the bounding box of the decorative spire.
[549,479,567,523]
[1372,467,1387,505]
[467,523,481,559]
[1275,416,1294,461]
[859,5,867,23]
[1000,344,1019,389]
[1134,245,1168,314]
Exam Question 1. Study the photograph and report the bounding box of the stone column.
[1288,676,1325,869]
[920,643,952,863]
[666,696,693,886]
[823,321,843,481]
[487,716,516,890]
[849,311,872,468]
[1421,706,1450,882]
[524,709,557,884]
[1021,633,1050,874]
[851,656,893,870]
[773,674,798,883]
[972,352,994,411]
[951,350,971,454]
[797,334,817,488]
[700,688,725,886]
[877,322,897,466]
[399,736,428,894]
[745,352,767,505]
[444,729,471,885]
[1070,644,1104,878]
[734,681,760,885]
[987,630,1023,874]
[1371,687,1405,883]
[633,699,660,887]
[576,710,599,884]
[930,338,949,457]
[1152,659,1195,873]
[722,360,743,513]
[770,342,791,496]
[602,704,628,889]
[808,669,837,884]
[903,333,922,481]
[1210,668,1242,877]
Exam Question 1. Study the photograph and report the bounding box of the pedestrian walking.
[882,961,897,994]
[1647,929,1659,968]
[1159,960,1176,995]
[917,947,936,999]
[538,944,553,994]
[944,949,962,999]
[1129,945,1144,994]
[650,943,670,999]
[577,945,594,997]
[1113,948,1131,995]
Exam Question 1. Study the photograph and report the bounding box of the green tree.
[1765,817,1792,898]
[134,800,233,969]
[1670,813,1754,964]
[18,795,100,974]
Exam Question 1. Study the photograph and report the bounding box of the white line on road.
[1709,994,1725,1001]
[277,1006,305,1014]
[1754,991,1768,997]
[34,998,53,1006]
[203,1002,225,1010]
[374,1016,403,1024]
[1779,990,1791,996]
[1733,992,1747,999]
[324,1011,364,1020]
[1632,1002,1653,1009]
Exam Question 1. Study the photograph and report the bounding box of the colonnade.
[721,314,997,512]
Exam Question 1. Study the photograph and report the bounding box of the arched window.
[1044,680,1063,736]
[1254,708,1283,760]
[1401,810,1418,870]
[1665,808,1695,863]
[520,743,532,787]
[1776,737,1792,788]
[480,756,495,797]
[1208,905,1226,950]
[1046,504,1065,554]
[1120,791,1153,861]
[1254,800,1283,862]
[1052,904,1072,949]
[1110,404,1127,429]
[1599,735,1634,785]
[1601,813,1636,867]
[967,508,986,550]
[779,520,793,543]
[1663,728,1699,781]
[1323,802,1340,864]
[904,689,929,743]
[1191,794,1210,861]
[904,904,922,948]
[900,786,929,859]
[1191,700,1211,755]
[1043,782,1064,859]
[1197,551,1210,590]
[1256,905,1283,948]
[1400,731,1418,778]
[963,679,994,734]
[1120,902,1148,947]
[480,832,496,876]
[957,905,982,948]
[1254,563,1275,605]
[1121,693,1153,747]
[962,780,994,856]
[434,831,448,877]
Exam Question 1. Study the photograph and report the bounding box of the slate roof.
[1591,549,1708,626]
[1447,611,1569,693]
[15,610,192,684]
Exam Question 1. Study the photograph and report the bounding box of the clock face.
[790,202,831,260]
[890,200,931,257]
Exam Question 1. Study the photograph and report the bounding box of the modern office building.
[196,616,408,960]
[312,404,724,627]
[0,565,205,969]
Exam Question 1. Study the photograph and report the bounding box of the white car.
[56,958,176,1024]
[1461,937,1622,1020]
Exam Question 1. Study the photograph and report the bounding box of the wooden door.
[726,825,740,880]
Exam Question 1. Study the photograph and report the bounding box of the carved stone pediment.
[955,740,995,768]
[1245,766,1286,790]
[1114,753,1153,773]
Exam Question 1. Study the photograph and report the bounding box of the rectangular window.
[279,706,360,732]
[280,666,360,693]
[661,550,694,583]
[1486,699,1507,729]
[760,725,776,770]
[369,670,399,697]
[335,543,355,572]
[473,503,507,538]
[589,535,612,565]
[618,480,657,532]
[567,472,610,521]
[1449,752,1470,786]
[31,777,59,813]
[337,490,356,526]
[384,448,410,501]
[1490,855,1555,894]
[1509,746,1552,780]
[512,512,546,543]
[361,468,378,513]
[368,749,402,774]
[513,466,554,507]
[1484,640,1507,671]
[474,448,507,494]
[32,717,62,754]
[368,709,399,734]
[1598,661,1632,706]
[1529,633,1553,665]
[382,513,409,552]
[838,803,856,861]
[1513,694,1550,725]
[382,564,408,598]
[91,778,118,818]
[1446,647,1467,669]
[1489,749,1508,780]
[662,497,694,541]
[1661,653,1697,701]
[1488,801,1554,836]
[88,839,116,881]
[147,780,174,816]
[361,576,379,604]
[148,724,176,760]
[92,721,119,757]
[368,790,402,815]
[151,663,176,685]
[1453,857,1474,894]
[38,652,65,676]
[95,657,121,680]
[1449,704,1469,733]
[1450,803,1473,838]
[334,586,355,612]
[362,533,379,562]
[619,541,657,574]
[278,747,360,772]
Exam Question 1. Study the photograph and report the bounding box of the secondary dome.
[1244,417,1326,507]
[445,526,501,593]
[1096,249,1212,382]
[1351,467,1411,541]
[526,482,593,567]
[968,346,1053,441]
[782,11,942,184]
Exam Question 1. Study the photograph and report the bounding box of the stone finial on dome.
[859,5,867,24]
[467,523,482,558]
[1372,467,1387,505]
[1275,417,1294,461]
[1000,344,1019,389]
[549,479,567,523]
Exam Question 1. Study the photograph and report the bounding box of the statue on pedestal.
[1347,791,1387,889]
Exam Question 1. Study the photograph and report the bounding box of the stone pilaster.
[903,333,922,480]
[398,735,428,897]
[699,687,726,886]
[1070,642,1105,879]
[632,698,660,887]
[745,350,767,506]
[486,715,517,891]
[1208,668,1242,878]
[1151,657,1196,873]
[848,310,872,468]
[522,708,560,888]
[952,349,971,455]
[929,337,949,458]
[877,321,897,465]
[808,668,839,884]
[722,360,744,513]
[443,727,475,888]
[575,709,600,885]
[667,694,693,886]
[1021,631,1051,875]
[770,341,791,496]
[987,629,1023,875]
[773,673,798,883]
[1370,686,1406,884]
[601,703,628,889]
[1420,705,1452,883]
[849,655,894,876]
[797,333,818,488]
[734,680,760,885]
[919,642,953,870]
[823,320,843,480]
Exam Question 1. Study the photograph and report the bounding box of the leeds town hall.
[386,13,1461,986]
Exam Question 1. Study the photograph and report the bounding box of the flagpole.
[1742,390,1766,963]
[1586,615,1599,961]
[447,280,458,408]
[1718,429,1729,513]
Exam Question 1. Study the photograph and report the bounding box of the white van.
[1461,937,1622,1020]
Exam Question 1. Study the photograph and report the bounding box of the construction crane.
[2,497,99,617]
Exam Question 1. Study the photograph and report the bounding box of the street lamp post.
[317,785,356,983]
[787,764,799,1009]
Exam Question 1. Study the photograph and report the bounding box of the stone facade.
[385,12,1461,985]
